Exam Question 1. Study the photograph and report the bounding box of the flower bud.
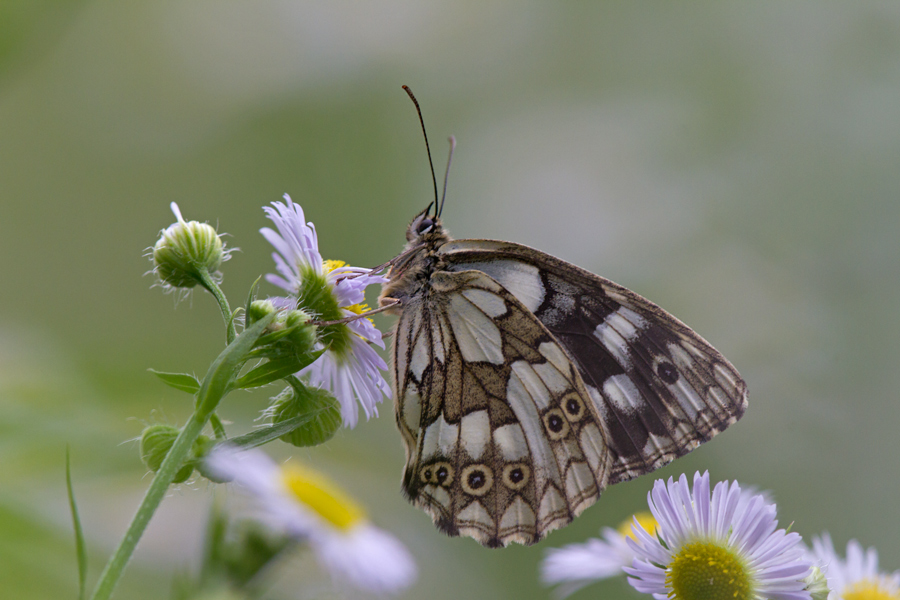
[805,566,830,600]
[285,310,316,355]
[152,202,225,289]
[269,383,341,447]
[140,424,194,483]
[247,299,277,326]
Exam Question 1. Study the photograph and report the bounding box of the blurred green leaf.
[148,370,201,394]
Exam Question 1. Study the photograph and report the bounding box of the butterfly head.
[405,206,446,242]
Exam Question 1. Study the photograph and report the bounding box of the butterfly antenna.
[438,136,456,218]
[402,85,439,218]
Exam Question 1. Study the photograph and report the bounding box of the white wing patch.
[447,294,505,364]
[461,410,491,460]
[603,374,643,411]
[421,414,459,461]
[493,424,529,461]
[453,259,546,313]
[461,288,508,318]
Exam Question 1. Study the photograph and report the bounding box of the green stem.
[198,269,235,345]
[88,312,276,600]
[89,411,208,600]
[209,413,227,440]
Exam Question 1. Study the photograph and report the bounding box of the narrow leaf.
[195,311,277,416]
[66,447,88,600]
[148,370,201,394]
[225,409,329,449]
[244,276,262,329]
[232,350,324,390]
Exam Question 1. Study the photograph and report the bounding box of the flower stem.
[89,411,207,600]
[88,311,277,600]
[198,269,235,345]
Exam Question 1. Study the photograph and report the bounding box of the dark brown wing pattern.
[392,269,611,547]
[439,240,748,485]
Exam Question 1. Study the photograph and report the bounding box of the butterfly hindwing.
[393,269,611,547]
[438,239,748,485]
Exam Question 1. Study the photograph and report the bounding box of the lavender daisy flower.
[541,484,774,597]
[625,471,812,600]
[260,195,390,428]
[810,533,899,600]
[541,512,658,597]
[206,446,417,596]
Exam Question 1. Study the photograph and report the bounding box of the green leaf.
[66,447,88,600]
[232,350,324,389]
[224,409,331,450]
[148,370,201,394]
[195,311,278,416]
[244,276,262,329]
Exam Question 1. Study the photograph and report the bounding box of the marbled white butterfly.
[376,87,747,548]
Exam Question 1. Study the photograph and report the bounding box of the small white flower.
[810,533,899,600]
[625,471,812,600]
[206,446,417,596]
[541,512,658,597]
[260,195,390,428]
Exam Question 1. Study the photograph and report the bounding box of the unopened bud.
[153,202,225,289]
[140,424,194,484]
[269,383,341,447]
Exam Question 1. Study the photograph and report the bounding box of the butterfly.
[375,87,747,548]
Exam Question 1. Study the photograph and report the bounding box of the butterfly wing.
[392,269,612,547]
[438,239,748,485]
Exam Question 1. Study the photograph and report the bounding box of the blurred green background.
[2,2,899,598]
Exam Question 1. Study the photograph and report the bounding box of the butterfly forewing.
[438,239,748,485]
[393,269,611,547]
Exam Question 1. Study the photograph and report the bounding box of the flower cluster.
[542,471,898,600]
[260,195,391,428]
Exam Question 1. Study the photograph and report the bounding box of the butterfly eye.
[415,217,435,235]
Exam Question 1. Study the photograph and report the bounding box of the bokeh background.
[2,2,899,598]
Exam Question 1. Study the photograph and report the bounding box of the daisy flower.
[206,446,417,596]
[260,195,390,428]
[625,471,812,600]
[541,512,659,597]
[810,534,899,600]
[541,484,774,597]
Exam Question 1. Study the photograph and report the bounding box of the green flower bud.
[269,382,341,447]
[153,202,225,289]
[140,424,194,484]
[805,566,830,600]
[285,310,316,356]
[247,299,277,326]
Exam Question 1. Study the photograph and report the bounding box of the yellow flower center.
[618,511,658,541]
[666,540,752,600]
[280,464,365,531]
[323,258,373,320]
[844,580,900,600]
[322,259,346,274]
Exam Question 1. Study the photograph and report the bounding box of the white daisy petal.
[206,447,416,596]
